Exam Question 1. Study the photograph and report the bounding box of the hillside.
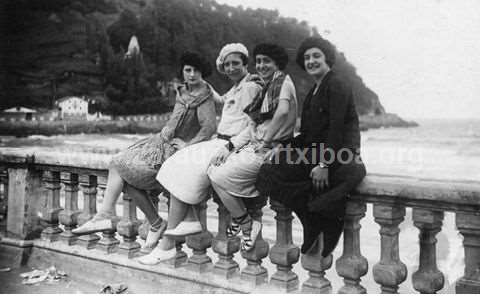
[2,0,413,127]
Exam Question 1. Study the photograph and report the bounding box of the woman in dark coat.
[256,36,367,257]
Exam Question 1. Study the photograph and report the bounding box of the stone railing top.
[0,148,111,170]
[355,173,480,212]
[1,149,479,211]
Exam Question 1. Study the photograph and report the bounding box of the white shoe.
[163,221,202,237]
[137,246,177,265]
[143,220,168,249]
[72,215,115,235]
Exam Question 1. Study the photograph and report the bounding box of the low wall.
[0,149,479,294]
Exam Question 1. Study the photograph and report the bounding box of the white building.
[2,106,37,121]
[56,96,88,119]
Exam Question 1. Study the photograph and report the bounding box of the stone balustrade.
[0,150,479,294]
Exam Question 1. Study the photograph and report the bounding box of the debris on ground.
[99,283,129,294]
[0,267,11,272]
[20,266,68,285]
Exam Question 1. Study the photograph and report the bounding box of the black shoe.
[300,212,322,254]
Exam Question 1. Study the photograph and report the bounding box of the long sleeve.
[161,97,184,139]
[325,78,351,153]
[186,99,217,145]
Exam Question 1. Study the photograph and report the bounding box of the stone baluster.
[186,200,213,272]
[41,170,63,242]
[59,173,81,245]
[212,193,240,278]
[455,211,480,294]
[117,189,141,258]
[241,196,269,285]
[96,176,119,254]
[301,232,333,294]
[372,204,407,294]
[411,208,444,294]
[77,175,100,249]
[336,201,369,294]
[269,200,300,291]
[0,170,8,223]
[162,239,188,268]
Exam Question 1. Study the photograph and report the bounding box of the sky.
[216,0,480,119]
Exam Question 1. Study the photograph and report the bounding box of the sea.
[1,118,479,293]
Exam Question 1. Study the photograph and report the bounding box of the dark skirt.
[110,134,177,191]
[256,150,366,256]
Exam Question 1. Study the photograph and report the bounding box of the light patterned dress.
[110,83,216,191]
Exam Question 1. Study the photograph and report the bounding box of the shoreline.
[0,113,418,136]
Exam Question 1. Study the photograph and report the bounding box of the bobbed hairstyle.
[295,37,336,70]
[178,51,212,78]
[253,43,289,70]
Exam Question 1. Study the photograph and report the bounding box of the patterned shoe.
[226,220,241,238]
[241,220,262,252]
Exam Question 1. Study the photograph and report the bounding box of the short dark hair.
[253,43,289,70]
[296,37,336,70]
[178,51,212,78]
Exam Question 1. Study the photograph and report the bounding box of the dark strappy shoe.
[240,219,262,252]
[226,214,245,238]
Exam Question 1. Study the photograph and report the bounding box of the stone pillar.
[0,170,9,224]
[117,190,141,258]
[212,194,240,279]
[6,167,44,239]
[241,197,269,286]
[411,208,444,294]
[77,175,100,249]
[301,233,333,294]
[269,200,300,291]
[41,171,63,242]
[336,201,368,294]
[186,200,213,272]
[59,173,81,245]
[455,212,480,294]
[372,204,407,294]
[96,177,119,254]
[162,240,188,268]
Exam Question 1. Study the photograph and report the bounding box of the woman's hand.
[171,138,187,150]
[310,165,329,191]
[210,146,231,166]
[160,127,174,141]
[263,145,281,162]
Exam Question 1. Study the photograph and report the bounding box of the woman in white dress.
[208,43,298,251]
[138,43,263,264]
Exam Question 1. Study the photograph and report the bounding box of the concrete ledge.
[0,148,111,170]
[354,173,480,212]
[29,240,254,294]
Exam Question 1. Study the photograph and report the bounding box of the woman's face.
[304,47,330,78]
[255,54,279,81]
[223,53,247,83]
[183,65,203,86]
